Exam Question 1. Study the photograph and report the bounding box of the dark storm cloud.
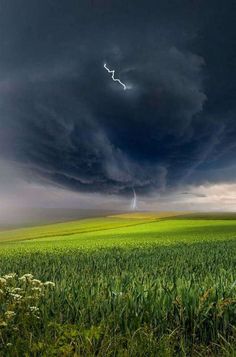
[0,0,235,195]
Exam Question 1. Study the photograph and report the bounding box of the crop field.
[0,212,236,356]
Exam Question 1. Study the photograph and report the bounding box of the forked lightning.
[104,63,127,90]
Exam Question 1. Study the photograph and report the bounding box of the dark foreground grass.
[0,240,236,356]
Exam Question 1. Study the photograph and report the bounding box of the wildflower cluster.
[0,273,55,347]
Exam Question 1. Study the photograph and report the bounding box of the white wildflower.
[23,274,33,278]
[19,273,33,281]
[44,281,55,287]
[32,279,42,286]
[5,311,16,319]
[0,321,7,327]
[29,306,39,312]
[10,293,22,300]
[3,273,16,280]
[0,278,6,285]
[12,288,22,293]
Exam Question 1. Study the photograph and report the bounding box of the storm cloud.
[0,0,235,197]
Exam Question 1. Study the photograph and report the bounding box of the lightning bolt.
[131,187,137,210]
[104,63,127,90]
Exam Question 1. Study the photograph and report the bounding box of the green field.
[0,212,236,356]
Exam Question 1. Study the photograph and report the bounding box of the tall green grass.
[0,216,236,355]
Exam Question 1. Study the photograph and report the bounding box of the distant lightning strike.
[131,188,137,210]
[104,63,127,90]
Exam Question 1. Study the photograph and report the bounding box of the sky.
[0,0,235,212]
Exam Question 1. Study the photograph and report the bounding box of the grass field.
[0,212,236,356]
